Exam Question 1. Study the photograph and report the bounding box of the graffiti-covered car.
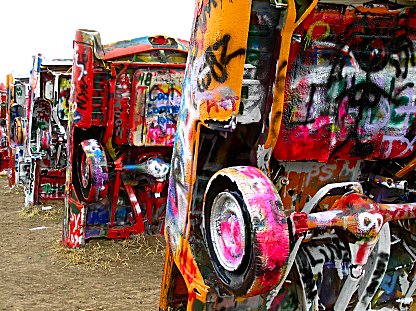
[0,117,7,172]
[62,30,188,248]
[6,74,30,187]
[160,0,416,310]
[22,56,72,207]
[0,82,8,172]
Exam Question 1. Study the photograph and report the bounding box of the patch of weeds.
[54,234,166,271]
[19,204,63,222]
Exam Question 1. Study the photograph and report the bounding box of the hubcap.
[210,191,246,272]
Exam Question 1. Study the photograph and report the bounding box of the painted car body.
[160,0,416,310]
[62,30,188,248]
[0,82,9,172]
[6,73,30,187]
[16,56,72,207]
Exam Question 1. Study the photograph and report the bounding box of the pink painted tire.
[203,166,290,297]
[76,139,108,203]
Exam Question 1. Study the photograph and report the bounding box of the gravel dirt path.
[0,176,165,311]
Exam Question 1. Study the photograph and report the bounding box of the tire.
[203,166,290,297]
[204,189,253,296]
[76,139,108,203]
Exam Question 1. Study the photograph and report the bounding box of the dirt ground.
[0,176,166,311]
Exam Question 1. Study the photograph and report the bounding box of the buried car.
[6,73,29,188]
[63,30,188,248]
[22,56,72,207]
[159,0,416,310]
[0,82,8,172]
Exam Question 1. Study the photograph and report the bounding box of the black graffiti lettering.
[136,72,152,86]
[76,75,88,111]
[197,34,245,92]
[338,14,416,78]
[284,9,416,159]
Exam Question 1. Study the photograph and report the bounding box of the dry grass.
[54,234,166,271]
[0,175,164,311]
[19,202,63,222]
[17,193,166,272]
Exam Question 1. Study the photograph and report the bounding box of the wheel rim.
[210,191,246,272]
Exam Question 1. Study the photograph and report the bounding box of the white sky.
[0,0,196,83]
